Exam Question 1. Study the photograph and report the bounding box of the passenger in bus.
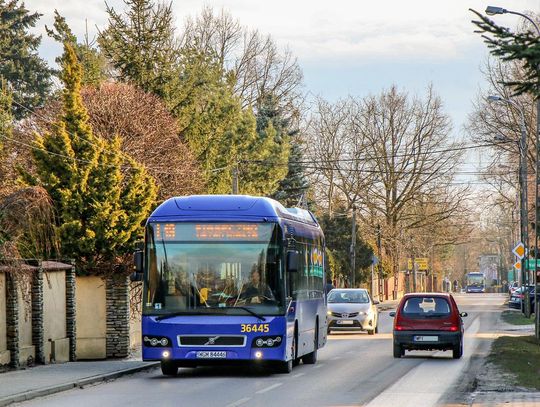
[239,269,275,304]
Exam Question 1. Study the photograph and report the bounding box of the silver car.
[327,289,379,335]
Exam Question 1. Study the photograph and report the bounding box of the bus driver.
[239,269,274,304]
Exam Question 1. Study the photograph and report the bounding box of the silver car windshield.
[328,290,369,303]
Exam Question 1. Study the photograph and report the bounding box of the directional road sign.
[513,242,525,259]
[407,258,429,271]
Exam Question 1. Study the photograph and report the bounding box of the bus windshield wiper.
[217,306,266,321]
[155,311,196,321]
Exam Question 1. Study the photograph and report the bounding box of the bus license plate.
[196,351,227,359]
[414,335,438,342]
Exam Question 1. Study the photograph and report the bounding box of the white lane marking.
[364,317,481,407]
[225,397,251,407]
[255,383,283,394]
[330,356,342,360]
[314,364,324,369]
[293,372,305,378]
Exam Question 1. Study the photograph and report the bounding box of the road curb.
[0,362,160,406]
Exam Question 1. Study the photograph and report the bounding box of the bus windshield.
[143,223,285,316]
[467,274,485,286]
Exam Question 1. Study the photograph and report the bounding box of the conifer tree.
[25,44,157,271]
[0,80,13,192]
[46,10,108,87]
[256,93,308,205]
[0,0,53,118]
[98,0,180,101]
[177,47,287,195]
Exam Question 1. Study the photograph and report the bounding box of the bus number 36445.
[240,324,270,333]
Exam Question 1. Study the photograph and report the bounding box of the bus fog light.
[162,350,170,358]
[255,351,263,359]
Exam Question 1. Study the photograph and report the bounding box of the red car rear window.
[401,297,451,318]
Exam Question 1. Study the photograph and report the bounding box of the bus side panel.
[294,298,327,358]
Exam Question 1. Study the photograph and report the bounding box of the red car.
[389,293,467,359]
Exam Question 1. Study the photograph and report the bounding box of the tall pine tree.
[98,0,180,102]
[0,0,53,118]
[46,10,108,87]
[256,93,308,206]
[24,44,157,272]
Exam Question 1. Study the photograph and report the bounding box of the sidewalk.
[466,310,540,406]
[0,360,159,406]
[376,297,400,311]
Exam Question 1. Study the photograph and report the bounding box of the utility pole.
[519,114,531,318]
[350,205,357,288]
[232,164,239,194]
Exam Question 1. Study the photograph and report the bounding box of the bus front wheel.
[276,358,293,374]
[161,360,178,376]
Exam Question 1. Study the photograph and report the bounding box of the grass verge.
[501,310,535,325]
[488,335,540,389]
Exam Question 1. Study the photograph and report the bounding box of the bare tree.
[181,7,303,113]
[10,83,204,201]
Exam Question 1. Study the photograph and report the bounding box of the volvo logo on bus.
[205,336,220,345]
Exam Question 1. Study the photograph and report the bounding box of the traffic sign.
[514,261,522,271]
[513,242,525,259]
[407,258,429,271]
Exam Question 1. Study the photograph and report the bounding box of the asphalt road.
[17,293,505,407]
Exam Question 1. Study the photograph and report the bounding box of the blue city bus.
[465,272,486,293]
[134,195,327,375]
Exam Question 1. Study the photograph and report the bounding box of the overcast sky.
[24,0,540,174]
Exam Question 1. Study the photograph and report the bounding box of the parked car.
[326,289,379,335]
[390,293,467,359]
[509,285,535,311]
[508,281,519,297]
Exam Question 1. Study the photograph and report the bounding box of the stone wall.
[0,272,9,366]
[31,264,44,364]
[6,273,19,368]
[106,275,130,358]
[66,265,76,361]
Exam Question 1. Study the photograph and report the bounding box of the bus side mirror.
[287,250,300,273]
[131,250,143,281]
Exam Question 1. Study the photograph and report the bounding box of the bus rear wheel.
[161,360,178,376]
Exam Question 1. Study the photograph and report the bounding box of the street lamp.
[488,94,530,316]
[485,6,540,34]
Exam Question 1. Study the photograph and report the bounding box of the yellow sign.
[513,242,525,259]
[514,261,522,271]
[408,258,429,271]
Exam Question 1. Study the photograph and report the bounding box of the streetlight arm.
[506,10,540,36]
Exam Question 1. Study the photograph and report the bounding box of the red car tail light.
[440,325,459,332]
